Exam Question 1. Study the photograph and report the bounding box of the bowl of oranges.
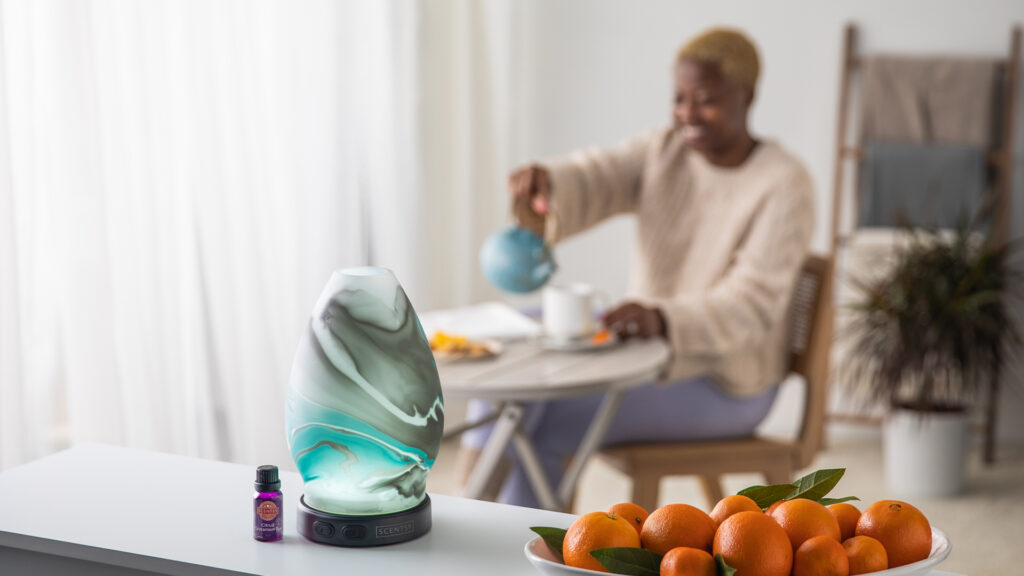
[525,468,950,576]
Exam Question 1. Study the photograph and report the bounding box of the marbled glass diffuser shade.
[286,267,444,545]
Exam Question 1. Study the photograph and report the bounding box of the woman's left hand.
[602,302,667,340]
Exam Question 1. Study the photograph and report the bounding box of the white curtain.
[396,0,528,309]
[0,0,521,470]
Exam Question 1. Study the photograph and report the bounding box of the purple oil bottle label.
[254,493,283,541]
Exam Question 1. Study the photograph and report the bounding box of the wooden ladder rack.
[829,23,1022,464]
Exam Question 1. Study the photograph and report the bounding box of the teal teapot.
[479,226,556,294]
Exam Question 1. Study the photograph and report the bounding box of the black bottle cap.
[255,464,281,492]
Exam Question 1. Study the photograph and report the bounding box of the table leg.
[442,402,506,441]
[557,388,626,507]
[512,428,561,511]
[462,402,523,500]
[508,388,628,512]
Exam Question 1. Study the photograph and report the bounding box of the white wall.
[511,0,1024,442]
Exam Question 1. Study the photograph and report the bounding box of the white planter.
[883,408,970,497]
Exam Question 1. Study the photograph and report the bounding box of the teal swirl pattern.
[286,267,444,515]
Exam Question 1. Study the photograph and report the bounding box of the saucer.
[539,333,618,353]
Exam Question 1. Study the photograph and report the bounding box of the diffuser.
[286,267,445,546]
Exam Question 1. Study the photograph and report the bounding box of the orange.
[828,503,861,541]
[793,535,850,576]
[713,510,793,576]
[855,500,931,568]
[765,500,784,515]
[562,511,641,572]
[843,535,889,575]
[591,328,613,345]
[660,547,715,576]
[641,503,716,555]
[769,498,842,551]
[608,502,649,538]
[710,494,762,528]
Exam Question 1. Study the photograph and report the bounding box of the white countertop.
[0,444,577,575]
[0,443,967,576]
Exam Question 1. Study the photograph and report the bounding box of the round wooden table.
[438,338,670,511]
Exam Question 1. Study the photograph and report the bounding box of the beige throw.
[544,128,815,397]
[860,56,999,147]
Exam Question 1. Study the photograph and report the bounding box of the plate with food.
[540,328,618,353]
[428,330,502,362]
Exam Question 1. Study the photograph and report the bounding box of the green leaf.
[787,468,846,501]
[737,483,797,509]
[590,547,662,576]
[817,496,861,506]
[715,553,738,576]
[529,526,566,562]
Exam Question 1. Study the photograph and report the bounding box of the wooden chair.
[593,254,834,511]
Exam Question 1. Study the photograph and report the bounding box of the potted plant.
[839,223,1021,496]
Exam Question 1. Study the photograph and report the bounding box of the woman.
[461,28,814,508]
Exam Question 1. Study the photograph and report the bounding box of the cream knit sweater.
[544,127,815,397]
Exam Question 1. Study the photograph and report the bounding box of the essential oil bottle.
[254,465,283,542]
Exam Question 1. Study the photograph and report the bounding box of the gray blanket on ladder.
[858,142,987,229]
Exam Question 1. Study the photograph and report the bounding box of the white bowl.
[524,527,951,576]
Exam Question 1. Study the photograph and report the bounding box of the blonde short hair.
[676,28,760,91]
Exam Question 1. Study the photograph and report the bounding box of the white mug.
[542,283,609,340]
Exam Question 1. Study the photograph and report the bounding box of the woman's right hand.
[508,164,551,237]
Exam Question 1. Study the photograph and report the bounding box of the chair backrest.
[786,254,835,470]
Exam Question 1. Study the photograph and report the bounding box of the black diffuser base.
[296,494,431,547]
